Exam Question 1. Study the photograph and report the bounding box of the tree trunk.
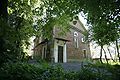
[107,46,115,62]
[0,0,8,19]
[0,0,8,66]
[100,45,103,64]
[115,40,120,62]
[103,48,108,64]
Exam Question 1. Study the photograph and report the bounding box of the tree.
[52,0,120,62]
[83,0,120,62]
[0,0,73,65]
[0,0,36,65]
[1,0,120,65]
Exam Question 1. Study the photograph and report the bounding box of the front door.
[58,46,63,62]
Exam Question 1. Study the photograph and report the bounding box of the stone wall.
[53,20,91,62]
[33,19,91,62]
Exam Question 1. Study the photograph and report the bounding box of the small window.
[81,36,85,43]
[83,49,87,58]
[74,32,78,37]
[73,20,77,25]
[74,32,79,48]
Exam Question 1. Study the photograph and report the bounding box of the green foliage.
[0,0,73,64]
[1,0,120,67]
[0,62,65,80]
[0,63,41,80]
[0,0,36,65]
[76,0,120,46]
[0,18,22,65]
[0,62,120,80]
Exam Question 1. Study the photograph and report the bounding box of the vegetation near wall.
[0,62,120,80]
[0,0,120,66]
[0,1,120,79]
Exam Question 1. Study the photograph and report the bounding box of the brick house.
[33,17,91,63]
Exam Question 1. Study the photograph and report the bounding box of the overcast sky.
[78,12,88,30]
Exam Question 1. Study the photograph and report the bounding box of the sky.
[78,12,88,30]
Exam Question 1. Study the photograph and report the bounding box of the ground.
[29,60,89,71]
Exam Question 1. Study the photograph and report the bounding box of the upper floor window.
[74,32,78,37]
[73,20,77,25]
[73,32,79,48]
[81,36,85,43]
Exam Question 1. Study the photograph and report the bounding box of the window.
[73,20,77,25]
[83,49,87,58]
[81,36,85,43]
[42,46,47,59]
[74,32,79,48]
[74,32,78,37]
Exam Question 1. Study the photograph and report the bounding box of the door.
[58,46,63,62]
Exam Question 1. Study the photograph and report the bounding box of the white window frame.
[81,36,85,43]
[74,32,79,48]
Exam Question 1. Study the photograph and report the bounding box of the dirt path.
[52,62,88,71]
[29,60,88,71]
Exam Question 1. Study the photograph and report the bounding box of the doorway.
[58,46,63,62]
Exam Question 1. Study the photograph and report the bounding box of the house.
[33,16,91,63]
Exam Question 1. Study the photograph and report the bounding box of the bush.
[0,62,43,80]
[0,62,65,80]
[0,62,120,80]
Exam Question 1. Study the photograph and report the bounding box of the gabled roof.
[70,18,88,35]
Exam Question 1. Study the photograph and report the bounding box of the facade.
[33,18,91,63]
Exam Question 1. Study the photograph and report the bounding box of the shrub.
[0,62,120,80]
[0,62,44,80]
[0,62,65,80]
